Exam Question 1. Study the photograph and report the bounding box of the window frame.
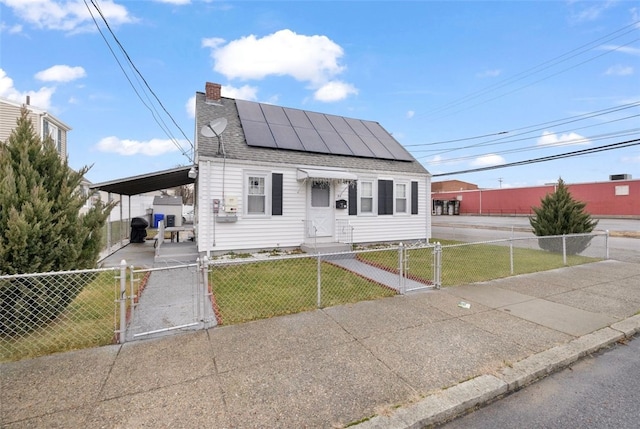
[395,182,409,215]
[244,171,271,217]
[358,179,376,215]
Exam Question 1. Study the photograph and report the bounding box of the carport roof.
[89,166,195,196]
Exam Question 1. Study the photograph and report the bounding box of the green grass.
[357,239,599,287]
[210,257,397,325]
[0,271,117,362]
[0,270,146,362]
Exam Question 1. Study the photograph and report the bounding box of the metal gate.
[122,259,217,342]
[401,242,441,293]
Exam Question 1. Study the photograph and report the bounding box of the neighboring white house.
[0,96,70,158]
[194,82,432,256]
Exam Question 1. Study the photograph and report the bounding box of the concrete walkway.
[126,266,217,341]
[2,260,640,428]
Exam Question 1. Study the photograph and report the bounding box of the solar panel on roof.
[236,99,415,162]
[340,133,374,157]
[294,127,329,153]
[236,99,266,122]
[270,124,305,151]
[241,120,277,149]
[317,130,353,155]
[261,104,290,126]
[344,118,374,137]
[284,108,314,129]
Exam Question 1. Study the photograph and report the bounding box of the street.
[439,336,640,429]
[431,216,639,263]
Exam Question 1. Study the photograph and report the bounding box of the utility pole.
[498,177,503,188]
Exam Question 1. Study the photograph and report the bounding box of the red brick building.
[432,178,639,217]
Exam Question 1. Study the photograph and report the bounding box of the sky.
[1,0,639,189]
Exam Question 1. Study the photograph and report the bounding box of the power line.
[410,100,640,150]
[418,20,640,121]
[431,138,640,177]
[84,0,194,161]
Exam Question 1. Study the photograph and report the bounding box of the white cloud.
[222,84,258,101]
[621,153,640,163]
[0,68,55,109]
[203,29,357,102]
[599,44,640,56]
[1,0,136,33]
[95,136,185,156]
[35,65,86,82]
[605,64,634,76]
[313,81,357,102]
[185,95,196,119]
[470,154,506,167]
[154,0,190,5]
[0,22,23,34]
[569,0,616,23]
[537,130,590,147]
[406,110,415,119]
[477,69,502,78]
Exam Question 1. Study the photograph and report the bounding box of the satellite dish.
[200,117,228,138]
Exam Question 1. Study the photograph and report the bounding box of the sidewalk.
[2,260,639,428]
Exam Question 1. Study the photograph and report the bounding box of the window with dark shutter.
[378,179,393,215]
[272,173,283,216]
[348,181,357,215]
[411,181,419,214]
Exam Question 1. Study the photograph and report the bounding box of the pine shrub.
[0,107,114,335]
[529,178,598,254]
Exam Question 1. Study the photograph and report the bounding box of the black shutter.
[348,181,357,215]
[411,181,419,215]
[378,180,393,215]
[272,173,283,216]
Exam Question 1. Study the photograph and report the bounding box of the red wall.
[432,179,639,217]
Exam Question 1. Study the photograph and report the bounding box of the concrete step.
[300,242,352,255]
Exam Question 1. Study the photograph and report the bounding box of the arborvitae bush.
[0,107,115,335]
[529,178,598,254]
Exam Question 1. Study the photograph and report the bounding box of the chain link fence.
[0,267,119,362]
[1,232,609,362]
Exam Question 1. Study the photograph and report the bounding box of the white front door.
[307,180,334,239]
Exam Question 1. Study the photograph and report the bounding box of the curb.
[353,315,640,429]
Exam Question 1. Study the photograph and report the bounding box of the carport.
[90,165,197,262]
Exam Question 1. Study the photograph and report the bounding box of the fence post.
[317,254,322,308]
[510,229,514,275]
[119,259,127,344]
[562,235,567,266]
[434,242,442,289]
[605,230,610,260]
[200,256,209,323]
[398,243,405,295]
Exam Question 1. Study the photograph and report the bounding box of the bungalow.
[194,82,432,256]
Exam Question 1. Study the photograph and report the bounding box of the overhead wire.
[417,20,640,121]
[431,138,640,177]
[84,0,194,161]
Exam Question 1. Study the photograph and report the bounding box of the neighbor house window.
[43,120,62,155]
[396,183,407,213]
[247,175,266,214]
[360,181,373,213]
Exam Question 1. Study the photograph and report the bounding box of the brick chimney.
[205,82,221,102]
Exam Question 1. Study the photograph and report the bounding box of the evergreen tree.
[0,107,115,334]
[529,178,598,254]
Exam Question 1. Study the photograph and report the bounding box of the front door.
[307,180,334,239]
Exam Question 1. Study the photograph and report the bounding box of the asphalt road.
[439,336,640,429]
[432,216,639,263]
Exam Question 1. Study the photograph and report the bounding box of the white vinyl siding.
[197,157,431,255]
